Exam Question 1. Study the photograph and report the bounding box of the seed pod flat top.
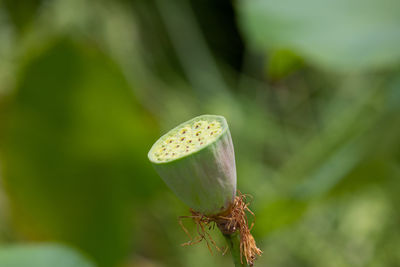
[148,115,226,163]
[148,115,237,215]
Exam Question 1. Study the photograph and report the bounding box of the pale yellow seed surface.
[152,120,223,162]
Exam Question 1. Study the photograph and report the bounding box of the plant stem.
[224,232,247,267]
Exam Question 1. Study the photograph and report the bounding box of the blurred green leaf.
[238,0,400,71]
[3,0,43,33]
[0,38,159,266]
[0,244,94,267]
[267,49,303,79]
[255,199,308,236]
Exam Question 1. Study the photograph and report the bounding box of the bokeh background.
[0,0,399,266]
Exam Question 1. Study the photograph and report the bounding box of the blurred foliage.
[0,243,94,267]
[1,38,158,266]
[0,0,399,266]
[2,0,42,34]
[239,0,400,71]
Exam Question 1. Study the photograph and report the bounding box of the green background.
[0,0,399,266]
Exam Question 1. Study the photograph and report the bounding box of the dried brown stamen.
[179,192,262,266]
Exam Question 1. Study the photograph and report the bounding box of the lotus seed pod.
[148,115,237,215]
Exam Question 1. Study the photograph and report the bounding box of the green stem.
[224,232,247,267]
